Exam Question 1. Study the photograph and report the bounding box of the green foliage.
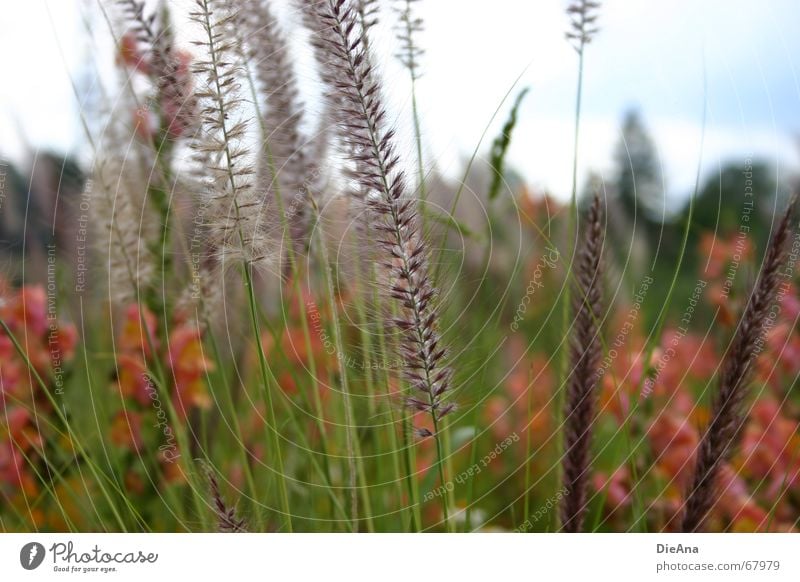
[488,88,529,201]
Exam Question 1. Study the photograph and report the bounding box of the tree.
[613,109,663,221]
[686,160,784,250]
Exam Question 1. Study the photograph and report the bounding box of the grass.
[0,0,798,535]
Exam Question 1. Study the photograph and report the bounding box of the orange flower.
[167,325,213,416]
[120,304,158,355]
[484,396,514,442]
[0,285,48,337]
[116,353,153,406]
[173,377,212,419]
[159,452,186,484]
[706,283,737,327]
[600,349,648,424]
[168,325,213,379]
[593,466,631,513]
[699,232,753,280]
[110,410,143,452]
[518,187,559,227]
[648,412,698,489]
[124,470,145,495]
[116,32,150,73]
[716,464,768,531]
[739,397,800,498]
[0,342,23,401]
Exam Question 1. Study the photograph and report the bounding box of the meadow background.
[0,0,799,533]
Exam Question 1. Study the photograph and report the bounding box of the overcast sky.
[2,0,799,205]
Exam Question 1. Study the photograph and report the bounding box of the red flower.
[120,304,158,355]
[1,286,48,337]
[117,32,150,74]
[117,354,153,406]
[167,325,213,417]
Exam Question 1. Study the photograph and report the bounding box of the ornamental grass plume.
[356,0,380,52]
[238,0,319,261]
[566,0,601,53]
[393,0,424,81]
[309,0,455,427]
[308,0,456,525]
[681,199,796,532]
[560,192,604,533]
[117,0,197,141]
[186,0,270,275]
[206,467,247,533]
[91,119,158,305]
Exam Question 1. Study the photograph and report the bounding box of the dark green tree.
[613,109,663,221]
[688,161,781,249]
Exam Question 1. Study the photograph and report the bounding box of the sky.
[1,0,799,206]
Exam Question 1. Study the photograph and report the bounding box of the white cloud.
[0,0,798,205]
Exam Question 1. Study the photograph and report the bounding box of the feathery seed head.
[206,466,248,533]
[90,108,158,304]
[308,0,456,435]
[393,0,424,80]
[238,0,328,262]
[566,0,601,53]
[187,0,275,274]
[560,192,605,532]
[681,198,796,532]
[116,0,197,140]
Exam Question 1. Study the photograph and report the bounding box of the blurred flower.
[110,410,143,452]
[120,304,158,355]
[716,464,769,532]
[739,397,800,499]
[648,412,699,492]
[593,466,631,514]
[1,285,48,337]
[0,283,77,499]
[699,232,753,280]
[161,49,195,138]
[168,325,213,379]
[116,353,152,406]
[491,338,553,443]
[117,32,150,73]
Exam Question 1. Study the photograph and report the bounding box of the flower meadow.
[0,0,799,535]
